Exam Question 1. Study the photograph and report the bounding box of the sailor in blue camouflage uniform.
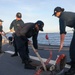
[10,12,24,57]
[0,19,4,53]
[53,7,75,75]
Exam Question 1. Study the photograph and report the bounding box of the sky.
[0,0,75,33]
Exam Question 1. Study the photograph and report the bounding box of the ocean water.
[4,32,73,46]
[37,33,73,46]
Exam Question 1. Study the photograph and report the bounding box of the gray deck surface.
[0,43,70,75]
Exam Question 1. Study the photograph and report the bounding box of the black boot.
[28,59,32,63]
[65,68,75,75]
[65,62,75,75]
[0,50,5,54]
[24,61,36,70]
[22,59,32,64]
[66,61,72,65]
[11,53,18,57]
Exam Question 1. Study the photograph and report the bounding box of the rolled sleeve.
[32,32,38,49]
[59,19,66,34]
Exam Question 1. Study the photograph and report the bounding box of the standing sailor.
[10,12,24,57]
[0,19,5,53]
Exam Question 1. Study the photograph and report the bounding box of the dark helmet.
[35,20,44,31]
[16,12,22,18]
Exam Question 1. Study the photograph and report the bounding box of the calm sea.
[37,33,73,46]
[4,32,73,46]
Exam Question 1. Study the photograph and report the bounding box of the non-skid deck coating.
[0,43,70,75]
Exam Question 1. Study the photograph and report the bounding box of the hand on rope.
[30,43,47,71]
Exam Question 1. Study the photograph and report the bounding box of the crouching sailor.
[52,6,75,75]
[15,20,44,69]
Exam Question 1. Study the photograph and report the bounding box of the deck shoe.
[66,61,71,65]
[11,53,18,57]
[22,59,32,64]
[28,59,32,63]
[0,51,5,54]
[65,68,75,75]
[24,63,36,70]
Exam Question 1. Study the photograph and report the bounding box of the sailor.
[0,19,5,53]
[15,20,44,69]
[9,12,24,57]
[52,6,75,75]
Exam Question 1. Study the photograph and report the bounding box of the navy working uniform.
[53,7,75,75]
[15,20,44,69]
[0,19,4,53]
[10,12,24,57]
[59,12,75,66]
[0,25,3,53]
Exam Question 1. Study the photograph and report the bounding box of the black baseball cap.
[0,19,3,22]
[52,7,64,16]
[36,20,44,31]
[16,12,22,18]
